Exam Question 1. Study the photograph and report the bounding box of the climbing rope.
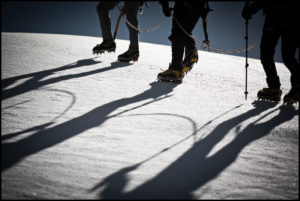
[204,41,260,54]
[117,5,260,54]
[118,6,166,33]
[173,15,260,54]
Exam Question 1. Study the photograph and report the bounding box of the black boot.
[283,85,299,105]
[118,47,139,62]
[182,49,198,73]
[157,63,184,83]
[93,40,116,55]
[257,87,282,102]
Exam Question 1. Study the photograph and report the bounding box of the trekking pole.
[202,1,212,49]
[244,2,249,100]
[202,17,210,49]
[114,7,125,41]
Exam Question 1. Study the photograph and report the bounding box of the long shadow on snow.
[1,58,131,142]
[1,81,178,172]
[2,89,76,142]
[89,102,298,199]
[1,58,132,100]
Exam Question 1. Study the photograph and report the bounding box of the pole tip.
[244,91,248,100]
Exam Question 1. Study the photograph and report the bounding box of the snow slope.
[1,32,298,199]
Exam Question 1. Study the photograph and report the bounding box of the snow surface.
[1,32,299,199]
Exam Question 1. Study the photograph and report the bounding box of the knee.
[282,56,293,67]
[168,33,181,43]
[260,46,274,64]
[169,27,183,42]
[260,53,272,66]
[97,3,110,15]
[96,3,102,13]
[282,51,296,67]
[125,10,138,25]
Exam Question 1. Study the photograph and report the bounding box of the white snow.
[1,32,298,199]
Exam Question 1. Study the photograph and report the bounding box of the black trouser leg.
[124,1,139,49]
[97,1,119,41]
[168,4,201,70]
[281,18,300,88]
[169,7,185,70]
[260,16,281,89]
[184,9,201,55]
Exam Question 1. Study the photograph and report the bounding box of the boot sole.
[157,78,182,84]
[118,56,139,63]
[283,97,299,105]
[93,47,116,55]
[257,96,281,102]
[157,75,182,84]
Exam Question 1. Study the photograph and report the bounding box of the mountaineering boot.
[257,88,282,102]
[118,47,139,62]
[157,64,184,83]
[93,40,116,55]
[182,49,198,73]
[283,85,299,105]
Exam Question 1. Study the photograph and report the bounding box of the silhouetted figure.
[93,1,141,62]
[157,0,211,83]
[242,1,299,104]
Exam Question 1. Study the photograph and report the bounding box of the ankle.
[103,39,114,45]
[129,46,139,51]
